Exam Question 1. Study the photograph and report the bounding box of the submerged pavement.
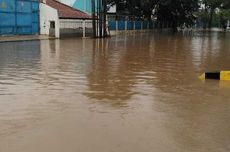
[0,35,53,43]
[0,32,230,152]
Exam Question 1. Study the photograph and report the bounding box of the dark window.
[50,21,55,29]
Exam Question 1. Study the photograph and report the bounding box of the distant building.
[40,0,91,38]
[71,0,116,16]
[73,0,92,14]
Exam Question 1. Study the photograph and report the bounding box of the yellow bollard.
[199,71,230,81]
[220,71,230,81]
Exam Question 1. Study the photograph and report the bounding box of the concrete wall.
[40,3,60,38]
[59,19,92,38]
[60,28,93,38]
[60,19,92,29]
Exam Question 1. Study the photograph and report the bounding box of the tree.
[108,0,199,31]
[219,8,230,30]
[200,0,230,29]
[140,0,157,20]
[107,0,157,20]
[223,0,230,8]
[155,0,199,31]
[204,0,223,28]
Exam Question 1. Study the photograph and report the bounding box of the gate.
[0,0,39,35]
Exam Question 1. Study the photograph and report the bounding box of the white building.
[40,0,92,38]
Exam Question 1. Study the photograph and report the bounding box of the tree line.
[107,0,230,30]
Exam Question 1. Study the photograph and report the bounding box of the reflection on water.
[1,32,230,152]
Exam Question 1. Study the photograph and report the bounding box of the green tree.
[219,9,230,30]
[203,0,224,28]
[155,0,199,31]
[107,0,157,20]
[223,0,230,8]
[108,0,200,31]
[198,0,230,29]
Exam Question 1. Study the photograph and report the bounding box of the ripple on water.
[1,33,230,152]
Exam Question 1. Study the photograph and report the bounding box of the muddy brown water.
[1,32,230,152]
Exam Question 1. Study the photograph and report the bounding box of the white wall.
[60,19,92,29]
[40,3,60,38]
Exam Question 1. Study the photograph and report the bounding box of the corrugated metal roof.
[44,0,91,19]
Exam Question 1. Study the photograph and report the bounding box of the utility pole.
[99,0,102,37]
[91,0,96,38]
[92,0,107,38]
[83,0,87,38]
[103,0,107,37]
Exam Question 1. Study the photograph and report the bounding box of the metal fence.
[108,20,170,31]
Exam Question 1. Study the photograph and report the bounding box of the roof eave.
[59,17,92,20]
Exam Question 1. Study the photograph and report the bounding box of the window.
[50,21,55,29]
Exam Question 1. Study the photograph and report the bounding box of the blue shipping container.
[0,0,39,35]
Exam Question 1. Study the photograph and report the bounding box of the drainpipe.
[83,20,86,38]
[83,0,86,38]
[92,0,96,38]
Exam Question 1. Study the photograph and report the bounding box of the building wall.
[39,3,60,38]
[60,0,116,16]
[59,19,92,37]
[59,0,94,14]
[0,0,39,35]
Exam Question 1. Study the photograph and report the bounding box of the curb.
[0,36,56,43]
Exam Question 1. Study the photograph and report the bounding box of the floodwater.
[0,32,230,152]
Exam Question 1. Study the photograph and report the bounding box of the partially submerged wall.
[40,3,60,38]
